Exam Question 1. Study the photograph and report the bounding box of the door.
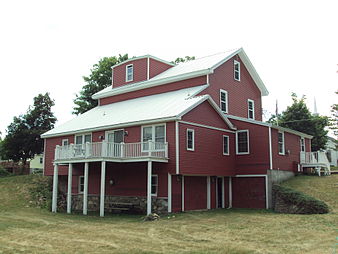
[106,130,124,157]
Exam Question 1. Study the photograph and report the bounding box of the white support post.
[265,175,269,209]
[207,176,211,209]
[228,177,232,208]
[221,177,225,208]
[168,173,172,213]
[100,161,106,217]
[52,164,59,213]
[181,175,185,212]
[215,178,218,208]
[147,161,152,215]
[67,163,73,214]
[102,140,107,158]
[121,142,125,158]
[83,162,89,215]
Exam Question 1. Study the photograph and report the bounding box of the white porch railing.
[300,151,331,176]
[54,141,168,161]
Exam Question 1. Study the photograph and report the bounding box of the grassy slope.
[0,175,337,254]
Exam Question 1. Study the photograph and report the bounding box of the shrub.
[0,167,13,177]
[273,185,329,214]
[29,175,52,210]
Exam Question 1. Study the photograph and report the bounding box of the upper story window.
[236,130,249,154]
[142,124,165,151]
[186,129,195,151]
[151,175,158,196]
[300,138,305,152]
[75,134,92,145]
[126,64,133,82]
[278,132,285,155]
[248,99,255,120]
[220,89,228,113]
[62,139,69,146]
[223,135,229,155]
[234,60,240,81]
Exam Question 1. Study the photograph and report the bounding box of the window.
[39,157,43,164]
[300,138,305,152]
[278,132,285,155]
[248,99,255,120]
[142,124,165,151]
[62,139,69,146]
[236,130,249,154]
[151,175,158,196]
[234,60,240,81]
[75,134,92,145]
[223,135,229,155]
[79,176,84,194]
[186,129,195,151]
[220,89,228,113]
[126,64,133,82]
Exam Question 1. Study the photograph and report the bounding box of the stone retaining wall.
[71,194,168,214]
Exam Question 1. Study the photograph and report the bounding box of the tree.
[1,93,56,164]
[73,54,129,115]
[329,91,338,137]
[172,56,196,64]
[268,93,329,151]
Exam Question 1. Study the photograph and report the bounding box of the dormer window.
[234,60,240,81]
[126,64,133,82]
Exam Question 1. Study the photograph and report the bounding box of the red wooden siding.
[113,58,148,88]
[230,119,270,175]
[232,177,266,209]
[184,176,207,211]
[100,76,207,105]
[171,174,182,212]
[201,55,263,121]
[149,58,173,79]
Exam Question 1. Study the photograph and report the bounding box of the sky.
[0,0,337,138]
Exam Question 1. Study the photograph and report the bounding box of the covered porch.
[300,151,331,176]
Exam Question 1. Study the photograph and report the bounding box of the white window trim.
[74,133,92,144]
[78,176,84,194]
[234,60,241,81]
[278,132,285,155]
[105,129,125,142]
[62,139,69,146]
[223,135,230,155]
[248,99,255,120]
[186,129,195,151]
[141,123,166,152]
[125,64,133,82]
[300,138,306,152]
[220,89,228,113]
[151,174,158,196]
[236,130,249,155]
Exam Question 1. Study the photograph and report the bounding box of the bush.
[0,167,13,177]
[273,185,329,214]
[29,175,52,210]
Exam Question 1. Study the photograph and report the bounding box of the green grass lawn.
[0,174,337,254]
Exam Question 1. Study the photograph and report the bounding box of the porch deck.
[54,141,169,163]
[300,151,331,176]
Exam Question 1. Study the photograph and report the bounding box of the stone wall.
[71,194,168,214]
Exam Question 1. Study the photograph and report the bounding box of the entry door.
[107,130,124,157]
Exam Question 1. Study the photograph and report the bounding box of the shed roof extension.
[42,85,235,138]
[93,48,269,100]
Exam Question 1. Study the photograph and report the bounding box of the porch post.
[147,160,152,215]
[167,173,172,213]
[52,164,58,213]
[207,176,211,209]
[67,163,73,214]
[83,162,89,215]
[228,177,232,208]
[221,177,225,208]
[181,175,185,212]
[100,161,106,217]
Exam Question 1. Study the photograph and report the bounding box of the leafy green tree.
[268,93,329,151]
[73,54,128,115]
[172,56,196,64]
[329,91,338,137]
[1,93,56,164]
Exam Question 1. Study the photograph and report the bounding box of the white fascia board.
[270,125,313,139]
[227,115,270,127]
[210,48,242,70]
[41,116,179,139]
[111,55,175,69]
[92,69,211,99]
[177,95,236,131]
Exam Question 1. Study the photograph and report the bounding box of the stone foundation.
[71,194,168,214]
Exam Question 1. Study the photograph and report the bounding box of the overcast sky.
[0,0,337,138]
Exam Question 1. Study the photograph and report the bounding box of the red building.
[42,49,313,216]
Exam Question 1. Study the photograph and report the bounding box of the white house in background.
[326,137,338,167]
[29,154,44,174]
